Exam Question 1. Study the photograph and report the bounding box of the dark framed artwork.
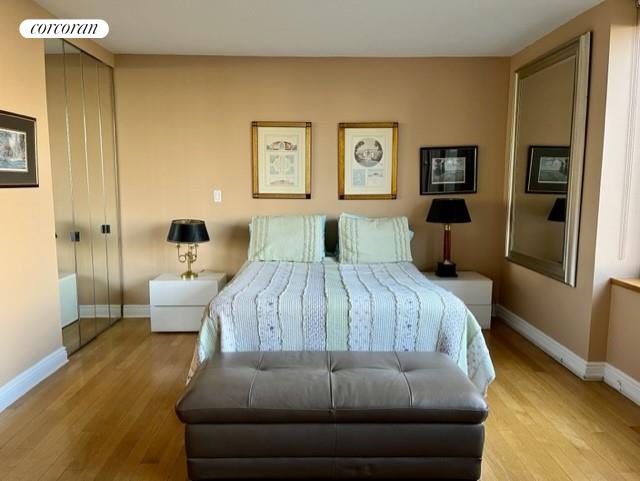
[526,146,570,194]
[0,110,38,188]
[420,146,477,195]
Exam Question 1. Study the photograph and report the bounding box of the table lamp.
[167,219,210,279]
[547,197,566,222]
[426,198,471,278]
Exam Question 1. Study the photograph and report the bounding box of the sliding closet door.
[45,39,81,353]
[98,62,122,325]
[45,40,74,275]
[81,52,111,336]
[64,43,97,344]
[46,41,122,353]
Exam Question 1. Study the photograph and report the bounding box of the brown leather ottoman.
[176,351,488,480]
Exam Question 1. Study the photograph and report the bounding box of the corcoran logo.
[20,19,109,38]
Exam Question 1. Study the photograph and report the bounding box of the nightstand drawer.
[467,305,492,330]
[437,282,492,305]
[423,272,492,305]
[150,272,226,306]
[150,306,206,332]
[423,271,493,329]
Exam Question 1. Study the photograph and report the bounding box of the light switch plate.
[213,190,222,203]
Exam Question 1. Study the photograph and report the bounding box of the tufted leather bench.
[176,351,488,480]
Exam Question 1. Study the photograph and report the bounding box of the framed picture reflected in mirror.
[526,146,570,194]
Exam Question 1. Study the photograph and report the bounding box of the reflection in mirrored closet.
[506,33,591,287]
[44,39,122,354]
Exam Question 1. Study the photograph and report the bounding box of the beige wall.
[0,0,61,387]
[0,0,112,388]
[589,3,640,361]
[607,284,640,380]
[114,55,510,304]
[501,0,638,361]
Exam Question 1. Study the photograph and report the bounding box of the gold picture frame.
[338,122,398,200]
[251,121,312,199]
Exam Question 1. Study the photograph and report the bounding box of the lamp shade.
[426,199,471,224]
[167,219,210,243]
[547,198,566,222]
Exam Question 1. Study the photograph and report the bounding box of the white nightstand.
[149,271,227,332]
[423,271,493,329]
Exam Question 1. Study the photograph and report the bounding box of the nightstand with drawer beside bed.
[423,271,493,329]
[149,271,226,332]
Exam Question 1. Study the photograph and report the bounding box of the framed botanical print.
[338,122,398,200]
[420,146,477,195]
[526,146,570,194]
[251,121,311,199]
[0,110,38,188]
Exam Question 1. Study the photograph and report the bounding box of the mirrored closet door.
[44,39,122,355]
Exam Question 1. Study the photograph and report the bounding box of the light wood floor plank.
[0,318,639,480]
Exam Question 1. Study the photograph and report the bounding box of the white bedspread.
[190,258,495,392]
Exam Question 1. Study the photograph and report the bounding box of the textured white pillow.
[338,214,413,263]
[248,214,326,262]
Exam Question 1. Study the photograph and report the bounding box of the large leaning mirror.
[506,32,590,287]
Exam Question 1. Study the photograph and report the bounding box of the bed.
[189,257,495,393]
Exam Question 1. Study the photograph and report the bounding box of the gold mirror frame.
[505,32,591,287]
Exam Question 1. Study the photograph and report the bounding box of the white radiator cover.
[58,272,78,328]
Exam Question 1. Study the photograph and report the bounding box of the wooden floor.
[1,319,639,480]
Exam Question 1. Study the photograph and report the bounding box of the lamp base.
[435,261,458,278]
[180,270,198,280]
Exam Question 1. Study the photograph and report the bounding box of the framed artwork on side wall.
[251,121,311,199]
[0,110,38,188]
[338,122,398,200]
[420,146,477,195]
[526,145,570,194]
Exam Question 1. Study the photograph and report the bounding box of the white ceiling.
[35,0,603,57]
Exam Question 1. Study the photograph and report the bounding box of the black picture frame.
[0,110,38,188]
[526,146,570,194]
[420,146,477,195]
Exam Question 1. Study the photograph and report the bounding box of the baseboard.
[604,364,640,406]
[495,304,640,406]
[0,347,68,412]
[494,304,603,380]
[77,304,149,319]
[123,304,150,318]
[79,304,121,318]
